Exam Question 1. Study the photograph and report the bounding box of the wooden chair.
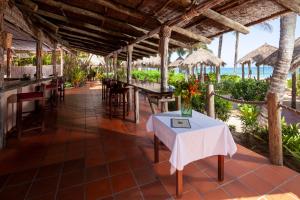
[109,86,129,119]
[16,84,46,138]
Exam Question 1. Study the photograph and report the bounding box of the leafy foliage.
[238,104,259,134]
[230,79,269,101]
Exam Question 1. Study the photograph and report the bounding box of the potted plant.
[175,77,200,117]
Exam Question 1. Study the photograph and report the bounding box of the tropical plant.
[71,67,86,87]
[230,79,269,101]
[259,13,297,126]
[239,104,259,134]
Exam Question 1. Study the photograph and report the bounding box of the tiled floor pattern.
[0,82,299,200]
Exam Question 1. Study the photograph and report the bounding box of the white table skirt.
[146,110,237,174]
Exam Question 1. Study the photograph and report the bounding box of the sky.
[170,16,300,67]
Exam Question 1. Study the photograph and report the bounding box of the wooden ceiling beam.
[32,14,59,33]
[134,44,158,53]
[58,26,127,45]
[20,0,38,11]
[59,33,120,49]
[92,0,153,20]
[17,4,138,40]
[273,0,300,14]
[108,0,226,56]
[202,9,250,34]
[33,0,154,33]
[172,26,211,43]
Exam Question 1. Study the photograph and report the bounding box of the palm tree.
[176,48,187,58]
[259,13,297,126]
[233,22,273,75]
[216,35,223,83]
[233,31,239,74]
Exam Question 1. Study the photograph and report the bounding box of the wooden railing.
[205,84,300,166]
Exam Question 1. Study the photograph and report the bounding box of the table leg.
[218,155,224,181]
[176,170,183,197]
[154,135,159,163]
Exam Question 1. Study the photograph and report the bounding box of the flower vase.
[181,96,192,117]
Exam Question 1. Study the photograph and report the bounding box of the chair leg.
[109,93,112,119]
[123,93,126,119]
[16,101,22,139]
[41,98,45,132]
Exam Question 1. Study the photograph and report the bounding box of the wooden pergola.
[1,0,299,92]
[238,43,278,80]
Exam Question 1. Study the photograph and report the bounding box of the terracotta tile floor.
[0,82,299,200]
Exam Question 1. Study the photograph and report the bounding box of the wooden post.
[60,48,64,76]
[127,45,133,110]
[241,63,245,80]
[134,87,139,124]
[127,45,133,84]
[257,65,260,80]
[291,71,297,109]
[52,43,57,77]
[206,84,215,118]
[4,32,12,78]
[159,25,171,112]
[218,155,224,181]
[248,62,251,78]
[36,31,42,80]
[113,53,117,79]
[0,0,8,149]
[267,92,283,165]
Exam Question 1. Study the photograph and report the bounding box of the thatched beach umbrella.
[181,48,224,82]
[169,56,184,68]
[238,43,278,80]
[257,38,300,109]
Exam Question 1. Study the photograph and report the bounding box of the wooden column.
[0,0,8,149]
[113,53,117,79]
[248,62,251,78]
[0,0,6,88]
[267,92,283,165]
[52,43,57,77]
[127,45,133,84]
[206,84,215,118]
[241,63,245,80]
[159,25,171,112]
[127,45,133,110]
[200,64,204,83]
[4,33,12,78]
[60,48,64,76]
[257,65,260,80]
[291,71,297,109]
[36,31,43,80]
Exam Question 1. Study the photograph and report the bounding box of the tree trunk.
[234,31,239,74]
[291,71,297,109]
[259,13,297,126]
[216,35,223,83]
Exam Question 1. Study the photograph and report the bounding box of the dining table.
[146,110,237,197]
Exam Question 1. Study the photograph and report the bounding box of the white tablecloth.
[146,110,237,174]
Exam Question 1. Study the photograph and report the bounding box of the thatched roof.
[134,55,161,67]
[169,56,184,67]
[11,0,295,60]
[257,38,300,72]
[237,43,278,65]
[181,48,225,67]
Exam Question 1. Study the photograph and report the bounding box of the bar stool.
[16,84,46,138]
[109,87,129,119]
[45,79,58,107]
[58,77,65,101]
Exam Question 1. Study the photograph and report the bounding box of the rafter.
[273,0,300,14]
[172,26,211,43]
[202,9,249,34]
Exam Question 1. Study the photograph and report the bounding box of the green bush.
[216,75,241,94]
[287,75,300,95]
[238,104,259,134]
[168,71,185,87]
[71,67,86,87]
[231,79,269,101]
[191,84,232,121]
